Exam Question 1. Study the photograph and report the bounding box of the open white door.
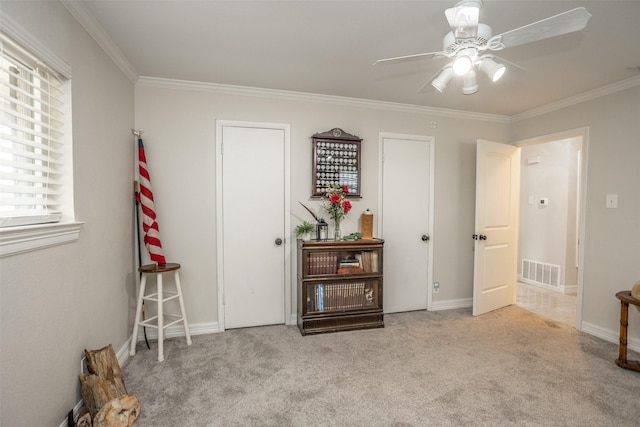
[473,140,520,316]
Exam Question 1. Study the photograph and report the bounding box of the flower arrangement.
[323,184,352,239]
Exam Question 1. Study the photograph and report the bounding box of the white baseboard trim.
[431,297,472,311]
[581,321,640,354]
[135,321,220,341]
[518,277,577,295]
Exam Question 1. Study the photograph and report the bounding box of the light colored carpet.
[123,306,640,426]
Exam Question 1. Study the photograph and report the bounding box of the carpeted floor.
[123,306,640,426]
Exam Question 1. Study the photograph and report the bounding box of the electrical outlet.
[433,281,440,294]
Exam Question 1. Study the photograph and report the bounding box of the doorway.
[515,129,587,328]
[215,121,291,330]
[378,133,434,313]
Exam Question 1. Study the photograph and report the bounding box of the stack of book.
[337,257,363,274]
[306,252,338,275]
[310,282,367,312]
[355,251,379,273]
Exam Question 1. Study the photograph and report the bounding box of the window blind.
[1,33,66,227]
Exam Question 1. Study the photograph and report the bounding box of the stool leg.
[130,274,147,356]
[157,273,164,362]
[175,271,192,346]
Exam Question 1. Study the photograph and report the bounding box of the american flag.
[137,138,166,265]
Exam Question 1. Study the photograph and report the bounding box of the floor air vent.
[522,259,560,287]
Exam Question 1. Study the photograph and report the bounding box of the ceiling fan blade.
[444,0,482,38]
[373,51,445,66]
[491,7,591,50]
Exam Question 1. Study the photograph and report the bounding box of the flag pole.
[132,129,150,349]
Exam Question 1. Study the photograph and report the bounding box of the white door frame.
[215,120,291,332]
[514,127,589,330]
[377,132,436,310]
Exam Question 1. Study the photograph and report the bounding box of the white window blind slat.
[0,158,63,174]
[0,171,61,184]
[0,195,58,207]
[0,183,61,195]
[0,145,62,163]
[0,129,63,155]
[1,69,62,103]
[1,82,64,120]
[2,99,65,132]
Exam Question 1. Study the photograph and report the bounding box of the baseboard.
[431,297,472,311]
[135,321,220,341]
[581,321,640,354]
[519,277,577,295]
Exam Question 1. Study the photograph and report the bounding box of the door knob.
[275,238,283,246]
[472,234,487,241]
[479,235,487,241]
[421,235,430,242]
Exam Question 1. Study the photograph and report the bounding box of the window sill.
[0,221,84,258]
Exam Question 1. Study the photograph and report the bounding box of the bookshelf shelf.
[297,239,384,335]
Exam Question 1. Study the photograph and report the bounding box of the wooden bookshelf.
[297,239,384,335]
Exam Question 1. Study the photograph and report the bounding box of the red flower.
[329,193,341,205]
[342,185,349,194]
[341,200,352,214]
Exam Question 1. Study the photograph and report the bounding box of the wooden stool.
[130,263,192,362]
[615,290,640,372]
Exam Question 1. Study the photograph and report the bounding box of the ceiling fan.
[374,0,591,95]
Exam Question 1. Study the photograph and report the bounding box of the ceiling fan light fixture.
[432,67,454,93]
[479,56,506,82]
[462,70,479,95]
[452,47,477,75]
[452,55,473,76]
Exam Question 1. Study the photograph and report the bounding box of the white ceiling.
[79,0,640,116]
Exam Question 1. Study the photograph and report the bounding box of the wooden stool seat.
[130,263,192,362]
[615,290,640,372]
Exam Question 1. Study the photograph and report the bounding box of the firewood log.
[79,345,128,418]
[93,395,140,427]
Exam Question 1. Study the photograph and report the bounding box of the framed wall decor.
[311,128,362,198]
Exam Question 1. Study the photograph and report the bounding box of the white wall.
[134,80,510,328]
[0,2,135,426]
[511,85,640,341]
[518,138,580,289]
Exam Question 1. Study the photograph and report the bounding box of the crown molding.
[60,0,138,84]
[136,76,511,123]
[513,75,640,122]
[0,13,72,78]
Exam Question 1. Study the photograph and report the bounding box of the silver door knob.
[275,238,283,246]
